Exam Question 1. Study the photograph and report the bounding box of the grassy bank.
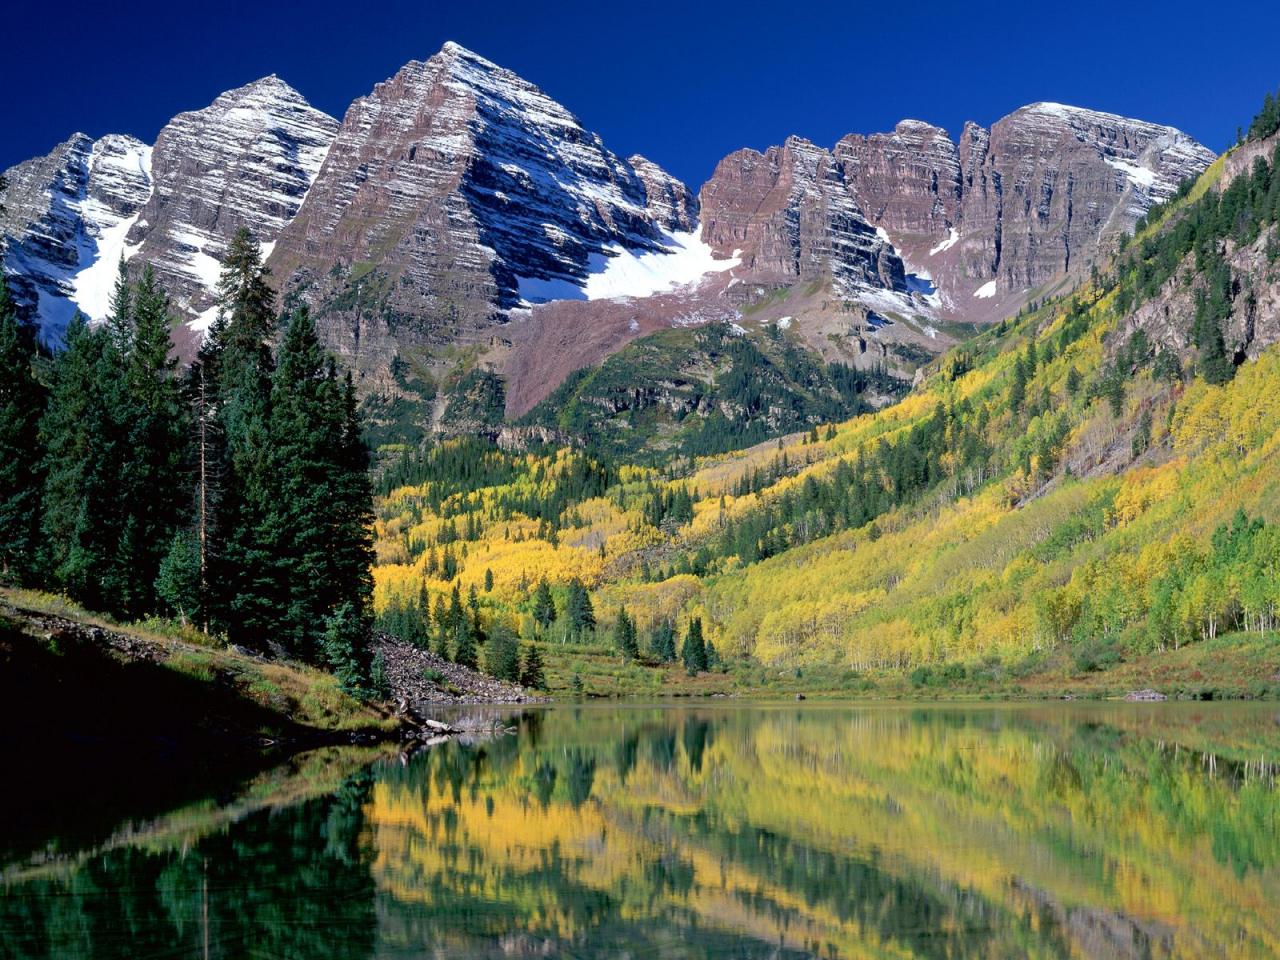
[525,629,1280,701]
[0,587,399,743]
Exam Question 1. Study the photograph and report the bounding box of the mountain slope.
[0,133,151,340]
[128,75,338,329]
[368,115,1280,695]
[0,77,336,342]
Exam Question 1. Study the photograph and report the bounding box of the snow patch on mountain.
[1105,156,1157,189]
[929,227,959,255]
[517,228,740,305]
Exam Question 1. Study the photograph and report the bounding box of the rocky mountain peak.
[1,132,153,338]
[267,42,702,381]
[124,74,338,327]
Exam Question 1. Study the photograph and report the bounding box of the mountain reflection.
[3,704,1279,959]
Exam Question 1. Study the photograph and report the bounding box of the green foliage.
[155,530,201,625]
[612,606,638,660]
[565,578,595,639]
[650,620,677,663]
[322,601,373,698]
[485,621,521,682]
[519,642,546,689]
[1247,88,1280,141]
[532,579,557,631]
[0,274,45,585]
[524,322,902,460]
[40,263,188,618]
[443,367,506,430]
[681,617,707,675]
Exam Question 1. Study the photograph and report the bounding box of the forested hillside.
[369,101,1280,697]
[0,230,381,695]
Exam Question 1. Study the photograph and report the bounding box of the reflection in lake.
[3,703,1280,958]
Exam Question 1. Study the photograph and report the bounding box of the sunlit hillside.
[371,123,1280,696]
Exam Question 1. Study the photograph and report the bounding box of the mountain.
[126,76,338,330]
[0,133,151,340]
[1,43,1214,444]
[0,77,336,340]
[369,113,1280,697]
[267,41,714,392]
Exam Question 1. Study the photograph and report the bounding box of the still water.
[3,702,1280,959]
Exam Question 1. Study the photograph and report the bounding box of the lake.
[3,702,1279,958]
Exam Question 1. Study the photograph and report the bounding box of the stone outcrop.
[701,103,1214,325]
[699,135,905,298]
[127,76,338,324]
[0,133,151,339]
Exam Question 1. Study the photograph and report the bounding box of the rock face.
[1,43,1217,426]
[703,103,1215,324]
[836,120,962,238]
[0,77,336,341]
[0,133,151,339]
[947,104,1215,312]
[700,135,906,297]
[126,76,338,325]
[269,42,697,345]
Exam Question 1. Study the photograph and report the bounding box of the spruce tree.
[0,275,46,584]
[40,316,129,611]
[206,231,277,641]
[681,617,707,675]
[262,309,375,664]
[613,606,638,660]
[484,621,520,681]
[1008,355,1027,414]
[532,578,556,632]
[520,641,546,689]
[433,593,450,658]
[565,578,595,639]
[323,601,373,698]
[650,619,677,663]
[156,529,201,625]
[119,265,189,617]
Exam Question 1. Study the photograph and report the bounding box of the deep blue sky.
[5,0,1279,188]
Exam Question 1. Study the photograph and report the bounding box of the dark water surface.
[3,702,1280,959]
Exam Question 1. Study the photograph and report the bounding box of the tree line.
[0,229,377,693]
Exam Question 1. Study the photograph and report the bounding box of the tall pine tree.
[681,617,708,675]
[40,314,129,612]
[0,275,46,584]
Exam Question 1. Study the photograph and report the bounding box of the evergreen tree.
[205,231,278,640]
[1065,366,1082,397]
[484,621,520,681]
[433,594,450,659]
[1008,355,1027,414]
[532,578,556,631]
[117,265,189,617]
[613,606,638,660]
[650,619,677,663]
[519,641,546,689]
[40,316,129,611]
[565,578,595,639]
[323,601,373,698]
[0,275,46,584]
[156,529,201,625]
[705,636,721,670]
[453,615,479,669]
[681,617,708,674]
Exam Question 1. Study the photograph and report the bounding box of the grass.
[1,587,397,736]
[529,628,1280,703]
